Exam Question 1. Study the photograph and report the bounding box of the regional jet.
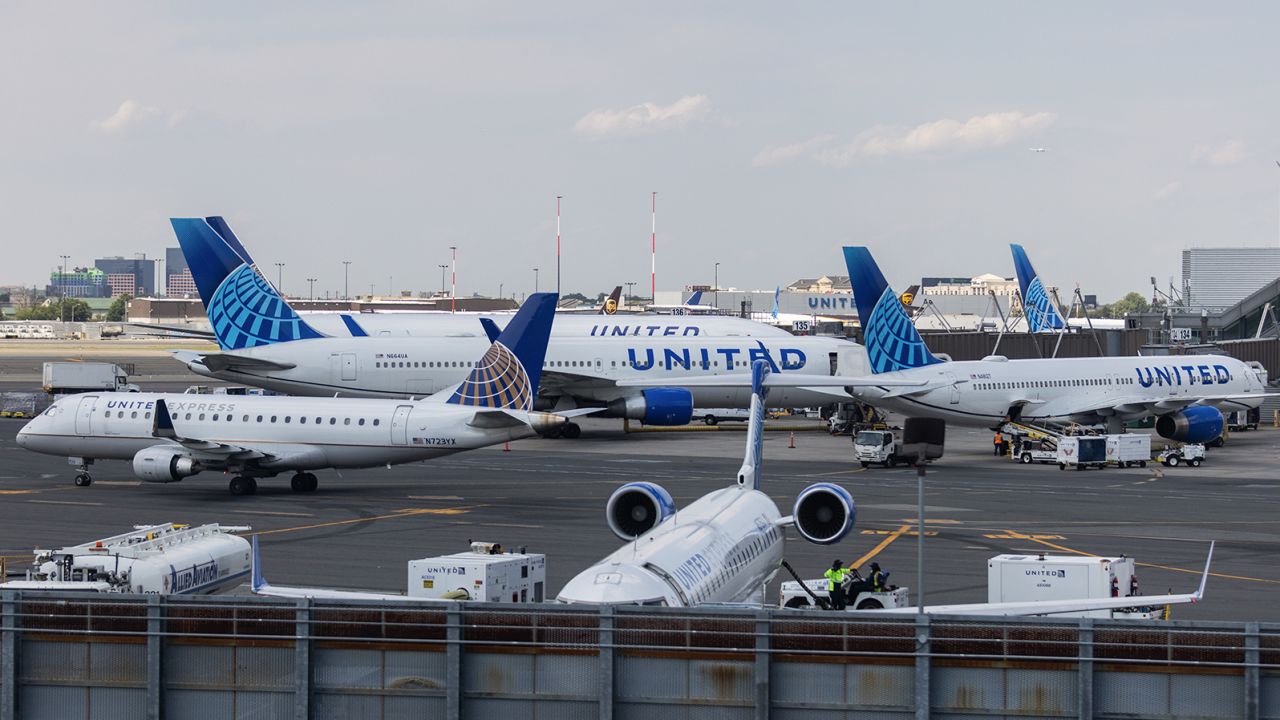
[16,294,571,495]
[843,246,1271,442]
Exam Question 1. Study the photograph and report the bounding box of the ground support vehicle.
[1157,443,1206,467]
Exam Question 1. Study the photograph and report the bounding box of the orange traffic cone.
[789,432,796,449]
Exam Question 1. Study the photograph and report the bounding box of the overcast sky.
[3,3,1278,302]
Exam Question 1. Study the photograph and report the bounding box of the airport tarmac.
[0,416,1276,622]
[0,339,221,392]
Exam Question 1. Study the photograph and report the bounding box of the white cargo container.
[1105,434,1150,468]
[407,541,546,603]
[1,523,251,595]
[1056,436,1108,470]
[987,553,1159,619]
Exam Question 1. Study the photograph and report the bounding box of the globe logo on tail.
[1023,277,1064,332]
[448,342,533,410]
[864,287,941,373]
[208,264,320,350]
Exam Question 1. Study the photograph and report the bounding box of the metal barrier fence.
[1,591,1275,720]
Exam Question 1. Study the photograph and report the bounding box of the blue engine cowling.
[1155,406,1224,444]
[607,388,694,426]
[792,483,856,545]
[606,482,676,540]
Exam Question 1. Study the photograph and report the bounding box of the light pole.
[438,265,448,294]
[555,195,562,297]
[625,282,636,308]
[274,263,285,296]
[533,267,539,294]
[306,277,316,300]
[498,283,504,300]
[714,262,720,309]
[342,261,351,300]
[449,246,457,313]
[59,255,70,322]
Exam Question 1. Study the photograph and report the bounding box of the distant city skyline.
[3,4,1279,303]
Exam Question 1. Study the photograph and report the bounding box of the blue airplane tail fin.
[842,247,943,374]
[170,217,323,350]
[686,290,703,306]
[250,535,266,592]
[771,286,780,319]
[446,293,557,410]
[1010,244,1066,332]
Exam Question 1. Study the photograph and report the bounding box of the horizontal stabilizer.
[198,353,297,373]
[128,323,217,339]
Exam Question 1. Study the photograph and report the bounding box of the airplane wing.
[1045,393,1278,419]
[250,536,454,603]
[872,542,1213,617]
[151,398,327,465]
[127,322,217,340]
[186,353,297,373]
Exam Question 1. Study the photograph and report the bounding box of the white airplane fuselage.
[857,355,1266,426]
[557,487,786,607]
[16,393,537,472]
[183,335,868,410]
[298,312,791,339]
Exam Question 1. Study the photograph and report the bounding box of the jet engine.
[1155,406,1224,444]
[792,483,856,545]
[606,482,676,540]
[607,388,694,426]
[132,447,203,483]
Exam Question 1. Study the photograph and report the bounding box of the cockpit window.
[44,406,58,417]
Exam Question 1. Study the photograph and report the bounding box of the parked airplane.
[556,360,859,606]
[16,294,571,495]
[1010,244,1067,332]
[843,246,1271,441]
[169,217,872,435]
[172,217,788,340]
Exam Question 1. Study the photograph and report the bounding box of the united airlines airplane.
[1010,243,1067,332]
[16,295,571,495]
[844,246,1271,442]
[557,360,859,606]
[168,217,871,435]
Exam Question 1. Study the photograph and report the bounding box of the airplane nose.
[15,427,29,448]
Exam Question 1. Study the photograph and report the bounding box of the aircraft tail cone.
[789,432,796,449]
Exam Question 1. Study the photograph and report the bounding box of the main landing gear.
[290,473,319,493]
[229,476,258,496]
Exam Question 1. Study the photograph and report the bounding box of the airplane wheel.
[229,476,254,496]
[561,422,582,439]
[304,473,318,492]
[74,473,92,487]
[291,475,307,492]
[855,598,884,610]
[784,597,809,609]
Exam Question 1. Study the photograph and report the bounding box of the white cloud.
[1153,180,1181,201]
[1191,140,1247,167]
[573,95,711,138]
[751,134,836,167]
[92,100,185,133]
[763,111,1056,167]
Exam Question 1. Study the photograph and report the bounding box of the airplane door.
[74,396,98,435]
[341,353,357,381]
[390,405,413,445]
[944,372,960,404]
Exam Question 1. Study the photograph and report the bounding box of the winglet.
[1194,541,1214,601]
[1010,243,1066,332]
[250,535,268,592]
[736,359,770,490]
[153,399,177,439]
[446,293,557,410]
[479,318,502,344]
[843,247,943,374]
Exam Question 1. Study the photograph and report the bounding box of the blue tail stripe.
[843,247,943,374]
[205,216,256,266]
[341,315,368,337]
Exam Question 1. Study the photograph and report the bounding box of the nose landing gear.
[74,473,92,487]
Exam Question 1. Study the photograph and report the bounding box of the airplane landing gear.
[74,473,92,487]
[561,422,582,439]
[70,457,93,487]
[290,473,318,492]
[229,476,258,496]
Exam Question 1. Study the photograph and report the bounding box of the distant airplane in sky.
[1029,147,1047,153]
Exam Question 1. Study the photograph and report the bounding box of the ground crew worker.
[868,562,887,592]
[824,560,848,610]
[993,432,1004,456]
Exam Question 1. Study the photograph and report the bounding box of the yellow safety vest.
[824,568,846,591]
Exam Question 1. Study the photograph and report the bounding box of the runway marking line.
[29,499,103,507]
[0,490,35,495]
[804,468,867,477]
[236,510,315,518]
[998,529,1280,586]
[850,524,912,569]
[249,507,476,537]
[984,533,1064,540]
[861,529,937,537]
